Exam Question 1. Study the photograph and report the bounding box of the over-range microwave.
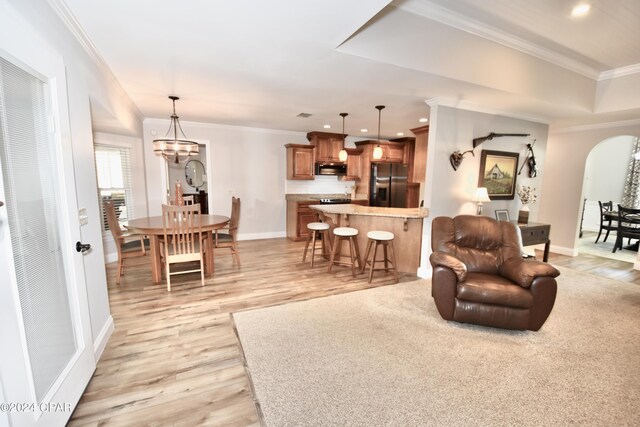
[315,162,347,176]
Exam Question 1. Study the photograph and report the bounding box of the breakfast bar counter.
[310,204,429,273]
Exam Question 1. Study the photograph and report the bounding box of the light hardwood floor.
[69,238,640,426]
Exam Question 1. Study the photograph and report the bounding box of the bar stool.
[328,227,361,277]
[361,230,399,283]
[303,222,332,267]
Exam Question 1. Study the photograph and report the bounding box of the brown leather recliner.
[430,215,560,331]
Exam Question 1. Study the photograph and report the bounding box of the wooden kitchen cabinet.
[382,144,406,163]
[307,131,345,163]
[286,200,319,241]
[355,140,408,164]
[406,182,420,208]
[285,144,315,180]
[340,148,363,181]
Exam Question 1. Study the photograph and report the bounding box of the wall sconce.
[473,187,491,215]
[449,149,474,170]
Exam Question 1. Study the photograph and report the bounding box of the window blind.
[0,56,77,401]
[94,144,134,237]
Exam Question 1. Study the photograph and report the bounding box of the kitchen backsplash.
[285,176,355,195]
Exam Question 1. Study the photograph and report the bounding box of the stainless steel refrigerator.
[369,163,408,208]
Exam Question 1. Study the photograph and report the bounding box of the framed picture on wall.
[478,150,520,200]
[495,209,510,221]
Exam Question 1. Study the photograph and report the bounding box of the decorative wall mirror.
[185,159,206,189]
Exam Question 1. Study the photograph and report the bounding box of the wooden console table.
[518,222,550,262]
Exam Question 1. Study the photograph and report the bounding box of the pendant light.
[372,105,385,160]
[338,112,348,162]
[153,95,199,164]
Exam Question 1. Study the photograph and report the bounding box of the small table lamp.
[473,187,491,215]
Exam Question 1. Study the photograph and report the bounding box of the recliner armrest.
[430,251,467,282]
[499,258,560,288]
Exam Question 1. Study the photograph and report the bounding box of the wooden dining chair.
[215,197,241,265]
[104,200,147,285]
[162,204,204,291]
[183,195,195,205]
[613,205,640,253]
[595,200,617,243]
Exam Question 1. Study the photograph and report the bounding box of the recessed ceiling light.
[323,124,331,129]
[419,118,429,123]
[396,132,404,136]
[571,2,591,17]
[361,128,368,133]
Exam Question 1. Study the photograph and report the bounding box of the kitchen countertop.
[285,193,368,202]
[310,204,429,219]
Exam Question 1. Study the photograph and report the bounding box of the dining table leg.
[149,235,162,284]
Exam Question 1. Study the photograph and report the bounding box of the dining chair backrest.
[162,203,202,256]
[599,201,613,218]
[183,195,195,205]
[161,203,204,290]
[105,199,146,285]
[229,197,241,240]
[104,200,124,244]
[617,205,640,232]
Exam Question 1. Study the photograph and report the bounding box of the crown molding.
[425,97,550,124]
[549,118,640,134]
[144,117,307,136]
[46,0,144,121]
[599,63,640,81]
[394,0,600,80]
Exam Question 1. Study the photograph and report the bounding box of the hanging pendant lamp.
[338,112,348,162]
[372,105,385,160]
[153,95,199,164]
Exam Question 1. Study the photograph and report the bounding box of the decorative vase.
[175,181,184,206]
[518,205,530,224]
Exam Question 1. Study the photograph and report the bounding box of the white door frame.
[0,4,95,426]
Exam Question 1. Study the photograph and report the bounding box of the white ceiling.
[60,0,640,137]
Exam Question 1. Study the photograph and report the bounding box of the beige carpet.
[234,268,640,426]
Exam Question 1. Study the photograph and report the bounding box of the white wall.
[419,103,550,277]
[540,121,640,268]
[144,119,301,240]
[3,0,144,355]
[581,135,634,231]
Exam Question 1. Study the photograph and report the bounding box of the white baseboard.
[237,231,286,241]
[103,232,287,265]
[417,265,431,279]
[581,226,599,233]
[93,315,114,362]
[550,245,578,257]
[104,251,117,264]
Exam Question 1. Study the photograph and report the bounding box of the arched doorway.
[577,135,640,264]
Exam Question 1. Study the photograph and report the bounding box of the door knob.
[0,201,4,207]
[76,241,91,253]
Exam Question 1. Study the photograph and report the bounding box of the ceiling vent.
[296,112,312,118]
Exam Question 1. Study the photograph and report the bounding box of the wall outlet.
[78,208,88,226]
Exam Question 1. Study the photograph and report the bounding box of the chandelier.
[153,95,199,164]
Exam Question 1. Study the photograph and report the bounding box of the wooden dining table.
[126,214,230,284]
